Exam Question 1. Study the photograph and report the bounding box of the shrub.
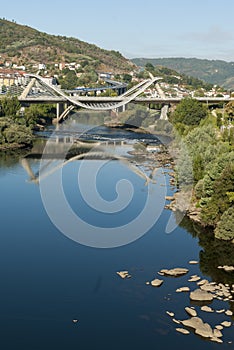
[214,207,234,240]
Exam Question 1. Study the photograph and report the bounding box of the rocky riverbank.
[117,263,234,345]
[164,190,202,225]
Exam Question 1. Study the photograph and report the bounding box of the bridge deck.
[18,96,234,104]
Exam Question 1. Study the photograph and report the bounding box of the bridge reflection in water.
[20,138,160,186]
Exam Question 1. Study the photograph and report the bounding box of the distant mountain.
[132,57,234,89]
[0,19,134,73]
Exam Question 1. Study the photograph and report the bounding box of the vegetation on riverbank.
[169,97,234,240]
[0,96,55,150]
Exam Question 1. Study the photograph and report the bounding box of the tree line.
[169,97,234,241]
[0,96,55,149]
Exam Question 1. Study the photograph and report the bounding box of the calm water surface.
[0,119,233,349]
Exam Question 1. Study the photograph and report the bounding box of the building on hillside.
[38,63,46,70]
[12,64,26,71]
[41,76,58,85]
[98,72,114,80]
[0,69,26,88]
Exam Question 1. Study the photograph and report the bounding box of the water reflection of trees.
[180,216,234,285]
[179,215,234,313]
[0,149,29,169]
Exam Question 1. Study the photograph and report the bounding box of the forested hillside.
[132,57,234,89]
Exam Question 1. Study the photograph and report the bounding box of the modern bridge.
[3,73,234,122]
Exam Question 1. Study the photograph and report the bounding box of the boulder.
[215,325,223,330]
[195,323,213,338]
[225,310,233,316]
[201,306,214,313]
[176,328,190,335]
[181,316,204,329]
[190,289,214,302]
[222,265,234,272]
[165,196,174,201]
[181,317,213,338]
[159,268,189,277]
[213,329,223,338]
[116,271,131,279]
[176,287,190,292]
[151,279,164,287]
[197,279,208,286]
[188,276,201,282]
[185,307,197,317]
[166,311,174,317]
[200,283,217,293]
[173,318,181,324]
[210,337,223,343]
[221,321,232,327]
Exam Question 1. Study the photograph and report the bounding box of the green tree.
[1,121,33,146]
[145,63,155,73]
[122,74,132,83]
[24,104,55,126]
[225,101,234,120]
[201,163,234,226]
[59,70,79,89]
[216,112,222,128]
[171,97,208,127]
[214,207,234,240]
[175,140,194,186]
[0,96,21,119]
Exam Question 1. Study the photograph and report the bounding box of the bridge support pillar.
[160,105,169,120]
[56,103,65,122]
[116,104,126,113]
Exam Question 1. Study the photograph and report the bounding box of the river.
[0,113,233,349]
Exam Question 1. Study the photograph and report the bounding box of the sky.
[1,0,234,62]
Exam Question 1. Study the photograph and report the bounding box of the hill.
[132,57,234,89]
[0,19,134,74]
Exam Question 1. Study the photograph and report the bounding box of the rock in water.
[210,337,223,343]
[200,283,217,292]
[221,321,232,327]
[225,310,233,316]
[159,268,189,277]
[213,329,223,338]
[176,287,190,292]
[197,279,208,286]
[176,328,190,335]
[166,311,174,317]
[190,289,213,301]
[215,325,223,330]
[116,271,131,279]
[201,306,214,313]
[188,276,200,282]
[151,279,164,287]
[181,317,213,338]
[185,307,197,317]
[173,318,181,324]
[216,309,225,314]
